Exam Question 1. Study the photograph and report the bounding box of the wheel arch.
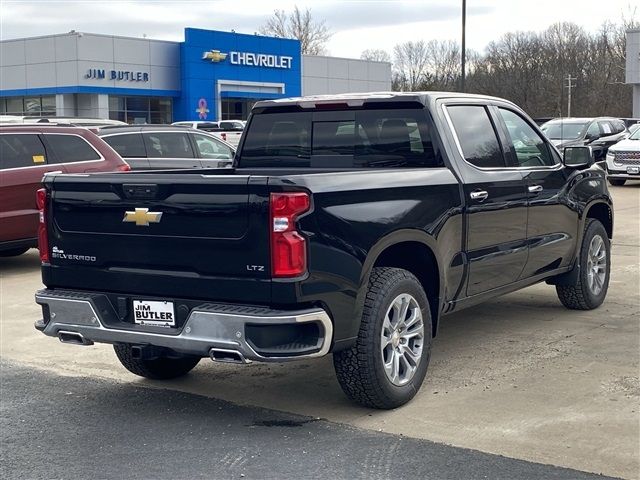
[358,230,443,338]
[584,201,613,239]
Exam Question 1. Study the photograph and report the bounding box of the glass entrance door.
[220,98,256,120]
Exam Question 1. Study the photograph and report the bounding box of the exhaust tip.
[209,348,249,364]
[58,330,93,346]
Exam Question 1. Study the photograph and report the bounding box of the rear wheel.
[333,267,432,409]
[113,344,201,380]
[608,178,626,186]
[0,247,30,257]
[556,219,610,310]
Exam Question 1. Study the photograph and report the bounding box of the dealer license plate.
[132,300,176,327]
[626,166,640,174]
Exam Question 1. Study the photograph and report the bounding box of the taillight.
[117,163,131,172]
[36,188,49,263]
[221,133,227,141]
[270,192,310,277]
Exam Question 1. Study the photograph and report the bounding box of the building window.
[221,98,257,121]
[109,96,172,124]
[0,95,56,116]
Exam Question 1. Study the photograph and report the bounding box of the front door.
[445,104,529,296]
[494,107,578,278]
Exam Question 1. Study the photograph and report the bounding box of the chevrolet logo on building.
[123,208,163,226]
[202,50,228,62]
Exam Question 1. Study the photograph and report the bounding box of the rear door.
[142,131,203,169]
[0,133,58,243]
[444,103,529,296]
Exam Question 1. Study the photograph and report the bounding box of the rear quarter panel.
[269,168,463,343]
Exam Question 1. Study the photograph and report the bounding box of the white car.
[605,127,640,186]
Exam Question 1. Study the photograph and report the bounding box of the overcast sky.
[1,0,637,58]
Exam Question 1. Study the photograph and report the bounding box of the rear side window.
[599,121,613,135]
[0,134,47,169]
[142,132,194,158]
[240,108,441,168]
[447,105,505,168]
[102,134,146,158]
[193,133,233,159]
[46,134,101,163]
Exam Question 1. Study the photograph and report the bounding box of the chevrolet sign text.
[230,51,293,69]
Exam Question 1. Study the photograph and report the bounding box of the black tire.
[0,247,30,257]
[556,219,610,310]
[608,178,626,186]
[113,344,201,380]
[333,267,432,409]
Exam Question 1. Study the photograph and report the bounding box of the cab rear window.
[239,108,442,168]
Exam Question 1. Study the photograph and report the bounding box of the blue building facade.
[176,28,301,121]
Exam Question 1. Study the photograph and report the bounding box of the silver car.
[98,125,234,170]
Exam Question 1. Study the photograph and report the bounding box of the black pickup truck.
[35,92,613,409]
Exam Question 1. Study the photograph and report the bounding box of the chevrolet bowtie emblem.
[123,208,163,226]
[202,50,228,62]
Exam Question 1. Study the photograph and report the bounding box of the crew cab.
[34,92,613,409]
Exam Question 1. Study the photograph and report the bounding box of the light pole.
[461,0,466,92]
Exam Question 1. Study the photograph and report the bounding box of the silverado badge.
[123,208,163,226]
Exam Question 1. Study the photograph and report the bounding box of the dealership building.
[627,29,640,118]
[0,28,391,123]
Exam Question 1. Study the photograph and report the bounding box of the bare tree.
[259,6,331,55]
[360,49,391,63]
[393,40,430,91]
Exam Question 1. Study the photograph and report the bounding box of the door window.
[498,109,555,167]
[46,134,101,163]
[586,122,600,137]
[447,105,506,168]
[102,133,146,158]
[192,133,233,159]
[0,134,47,169]
[142,132,194,158]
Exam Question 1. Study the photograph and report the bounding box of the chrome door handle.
[470,190,489,202]
[528,185,543,193]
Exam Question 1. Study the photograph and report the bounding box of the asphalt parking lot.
[1,184,638,479]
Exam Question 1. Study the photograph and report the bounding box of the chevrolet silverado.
[34,92,613,409]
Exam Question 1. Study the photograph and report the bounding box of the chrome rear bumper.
[35,289,332,362]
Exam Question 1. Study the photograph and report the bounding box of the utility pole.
[565,74,577,117]
[461,0,466,92]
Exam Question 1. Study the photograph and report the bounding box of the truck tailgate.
[44,172,272,302]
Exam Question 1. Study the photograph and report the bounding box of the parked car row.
[540,116,639,185]
[0,124,130,256]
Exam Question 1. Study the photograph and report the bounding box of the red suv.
[0,125,130,257]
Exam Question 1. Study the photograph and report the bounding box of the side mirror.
[585,132,600,142]
[563,146,594,168]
